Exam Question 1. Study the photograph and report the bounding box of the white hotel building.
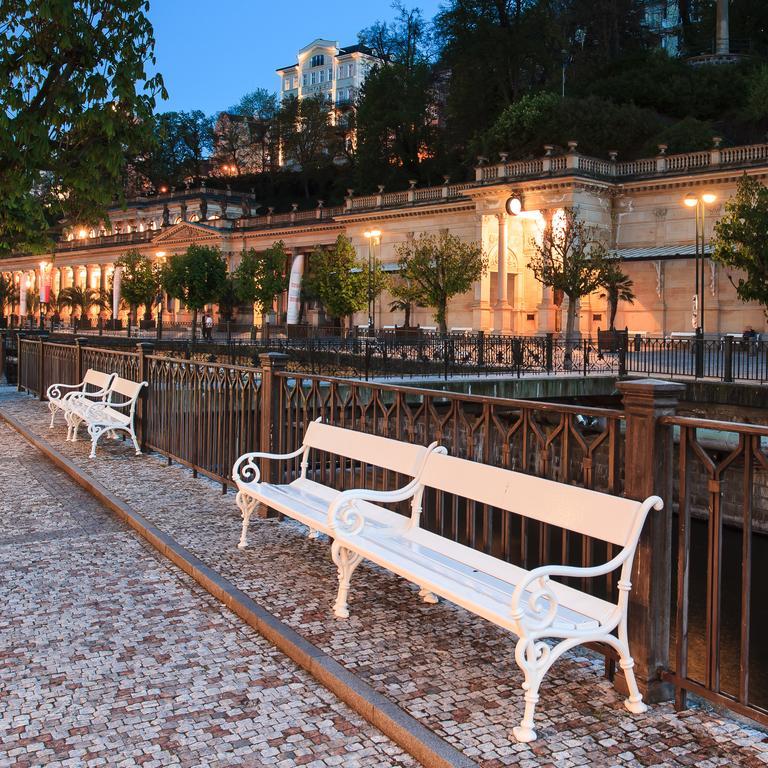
[276,39,380,109]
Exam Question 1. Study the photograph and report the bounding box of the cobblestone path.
[0,413,417,768]
[3,391,768,767]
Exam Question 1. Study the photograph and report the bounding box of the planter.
[139,319,155,330]
[105,319,123,330]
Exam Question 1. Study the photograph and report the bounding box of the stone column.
[493,213,512,333]
[616,378,686,704]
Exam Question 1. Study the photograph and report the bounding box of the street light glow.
[702,192,717,205]
[364,229,381,239]
[683,194,698,208]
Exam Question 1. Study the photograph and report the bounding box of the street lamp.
[683,191,717,334]
[363,229,381,332]
[39,261,50,330]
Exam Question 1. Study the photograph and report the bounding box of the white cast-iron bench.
[47,369,116,430]
[327,450,662,742]
[232,420,444,609]
[67,375,147,458]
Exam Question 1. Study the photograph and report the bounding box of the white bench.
[232,421,445,609]
[327,450,661,742]
[47,369,116,430]
[67,376,147,458]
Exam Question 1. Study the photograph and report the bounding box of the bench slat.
[419,453,640,547]
[302,421,433,478]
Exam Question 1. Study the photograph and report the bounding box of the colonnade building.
[3,141,768,337]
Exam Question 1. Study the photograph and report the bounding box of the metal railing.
[12,338,768,730]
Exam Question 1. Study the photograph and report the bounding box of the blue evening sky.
[147,0,445,115]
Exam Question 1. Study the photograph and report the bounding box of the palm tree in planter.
[58,286,110,328]
[600,260,635,331]
[388,276,421,330]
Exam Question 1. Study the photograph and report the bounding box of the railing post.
[74,337,85,383]
[618,333,628,377]
[694,328,704,378]
[723,335,733,383]
[136,342,153,451]
[476,330,485,367]
[545,333,554,373]
[38,334,48,400]
[0,330,5,384]
[616,378,686,704]
[258,353,288,516]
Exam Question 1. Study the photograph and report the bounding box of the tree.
[114,250,161,323]
[58,286,109,322]
[599,260,635,330]
[0,0,165,256]
[388,276,422,328]
[395,232,487,334]
[306,235,384,328]
[276,95,341,197]
[162,245,227,340]
[234,242,290,314]
[712,175,768,316]
[528,208,610,346]
[217,276,239,322]
[224,89,279,175]
[0,275,13,322]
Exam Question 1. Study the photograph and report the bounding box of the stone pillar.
[616,378,686,704]
[472,271,492,331]
[493,213,512,333]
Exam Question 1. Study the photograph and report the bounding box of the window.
[302,73,308,87]
[318,69,324,83]
[348,63,355,77]
[327,67,333,81]
[337,66,342,79]
[283,78,291,90]
[310,72,316,85]
[310,54,325,68]
[292,77,298,88]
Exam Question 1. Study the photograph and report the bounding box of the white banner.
[19,275,27,317]
[286,253,304,325]
[112,267,122,319]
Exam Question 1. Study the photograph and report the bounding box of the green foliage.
[234,242,290,313]
[745,65,768,123]
[599,260,635,330]
[0,0,165,255]
[0,275,13,313]
[114,250,161,320]
[395,232,487,333]
[306,235,383,324]
[276,95,341,197]
[217,276,238,322]
[57,286,109,318]
[228,89,278,120]
[162,245,227,312]
[712,175,768,316]
[528,208,611,340]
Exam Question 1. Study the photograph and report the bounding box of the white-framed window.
[327,67,333,81]
[310,71,316,85]
[348,63,355,77]
[337,66,342,79]
[302,73,308,86]
[292,76,298,88]
[319,69,325,83]
[310,54,325,68]
[283,78,291,90]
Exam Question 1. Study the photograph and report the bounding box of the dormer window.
[310,54,325,68]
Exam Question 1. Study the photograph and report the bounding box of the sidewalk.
[2,389,768,767]
[0,411,415,768]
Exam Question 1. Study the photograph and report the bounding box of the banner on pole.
[286,254,304,325]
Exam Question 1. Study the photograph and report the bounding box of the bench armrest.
[47,382,83,400]
[510,495,663,632]
[232,445,307,485]
[327,442,445,535]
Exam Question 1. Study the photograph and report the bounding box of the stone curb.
[0,409,478,768]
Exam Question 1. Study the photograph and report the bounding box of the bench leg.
[512,638,550,743]
[418,587,439,604]
[129,430,141,455]
[48,403,57,429]
[331,541,363,619]
[603,634,647,715]
[87,425,105,458]
[236,491,259,550]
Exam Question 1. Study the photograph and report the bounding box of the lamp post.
[683,192,717,335]
[363,229,381,333]
[39,261,50,330]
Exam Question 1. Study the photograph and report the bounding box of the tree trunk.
[404,303,411,329]
[608,296,618,331]
[564,296,579,370]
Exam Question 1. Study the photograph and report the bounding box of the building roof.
[613,244,713,260]
[338,44,376,57]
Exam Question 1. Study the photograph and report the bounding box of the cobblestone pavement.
[4,392,768,767]
[0,410,417,768]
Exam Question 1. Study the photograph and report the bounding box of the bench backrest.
[301,421,434,477]
[418,452,645,548]
[107,377,147,417]
[82,369,115,392]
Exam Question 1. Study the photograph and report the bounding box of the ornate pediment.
[150,221,223,246]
